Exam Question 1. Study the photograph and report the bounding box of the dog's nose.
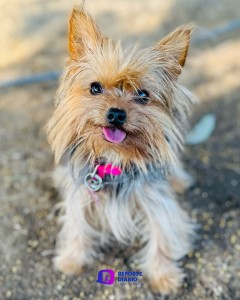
[106,108,127,125]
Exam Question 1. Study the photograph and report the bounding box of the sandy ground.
[0,0,240,299]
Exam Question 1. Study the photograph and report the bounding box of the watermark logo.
[117,271,143,286]
[96,269,115,285]
[96,269,144,287]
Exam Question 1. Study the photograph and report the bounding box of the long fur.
[46,7,195,294]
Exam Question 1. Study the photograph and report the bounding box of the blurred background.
[0,0,240,299]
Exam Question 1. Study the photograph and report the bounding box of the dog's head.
[47,7,193,172]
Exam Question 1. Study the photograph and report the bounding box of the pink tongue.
[102,127,126,144]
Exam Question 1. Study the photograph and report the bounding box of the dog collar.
[84,164,122,192]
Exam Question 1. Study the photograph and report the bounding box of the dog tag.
[84,172,103,192]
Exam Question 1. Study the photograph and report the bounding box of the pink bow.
[97,164,122,179]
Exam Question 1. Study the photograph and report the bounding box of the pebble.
[80,291,84,297]
[219,220,226,228]
[203,224,210,231]
[195,252,201,258]
[61,274,66,280]
[6,291,12,298]
[231,179,238,186]
[234,244,240,251]
[193,188,201,195]
[230,234,237,244]
[11,266,18,273]
[207,218,213,225]
[28,240,39,248]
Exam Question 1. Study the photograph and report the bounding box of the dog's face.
[47,7,193,172]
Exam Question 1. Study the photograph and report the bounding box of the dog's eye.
[134,89,149,104]
[90,82,103,95]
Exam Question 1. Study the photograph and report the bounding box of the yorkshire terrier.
[47,6,195,294]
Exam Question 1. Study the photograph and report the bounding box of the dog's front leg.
[133,183,193,294]
[53,170,99,275]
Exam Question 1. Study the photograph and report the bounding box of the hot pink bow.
[97,164,122,179]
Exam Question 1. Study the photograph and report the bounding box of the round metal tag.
[84,173,103,192]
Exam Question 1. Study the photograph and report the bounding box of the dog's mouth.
[102,126,127,144]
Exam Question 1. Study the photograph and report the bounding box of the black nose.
[106,108,127,125]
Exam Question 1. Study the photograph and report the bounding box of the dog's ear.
[156,25,194,75]
[68,6,106,59]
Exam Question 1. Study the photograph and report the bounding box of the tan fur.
[156,25,194,69]
[46,6,195,295]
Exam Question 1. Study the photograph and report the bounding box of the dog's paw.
[54,255,84,275]
[149,266,184,295]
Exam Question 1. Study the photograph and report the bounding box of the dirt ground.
[0,0,240,299]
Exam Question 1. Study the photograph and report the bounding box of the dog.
[47,6,195,294]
